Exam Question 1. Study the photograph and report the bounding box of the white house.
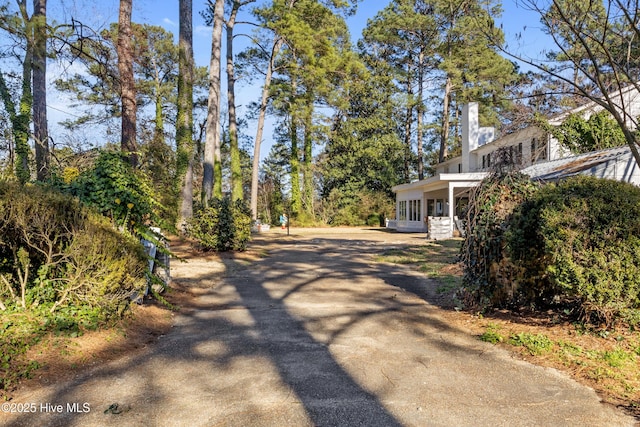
[391,85,640,238]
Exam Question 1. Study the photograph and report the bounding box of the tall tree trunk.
[0,68,30,184]
[417,48,424,181]
[9,0,32,184]
[204,0,224,203]
[154,84,164,143]
[439,76,452,163]
[289,73,301,215]
[289,111,301,215]
[250,36,283,220]
[32,0,48,181]
[117,0,137,167]
[302,101,313,218]
[16,45,32,184]
[403,75,413,182]
[177,0,194,230]
[227,2,242,202]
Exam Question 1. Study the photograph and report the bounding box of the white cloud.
[195,25,212,37]
[163,18,177,27]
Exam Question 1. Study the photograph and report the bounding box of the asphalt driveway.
[1,228,636,426]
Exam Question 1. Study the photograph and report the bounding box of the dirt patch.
[436,304,640,418]
[14,302,174,394]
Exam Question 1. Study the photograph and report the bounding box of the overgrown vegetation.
[186,197,252,252]
[54,151,167,239]
[459,170,539,308]
[544,111,627,154]
[461,172,640,329]
[0,181,149,392]
[320,188,394,227]
[508,176,640,327]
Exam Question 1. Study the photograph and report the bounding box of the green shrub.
[366,214,383,227]
[0,182,149,394]
[58,150,165,237]
[507,176,640,326]
[320,187,394,227]
[186,197,252,252]
[0,182,147,317]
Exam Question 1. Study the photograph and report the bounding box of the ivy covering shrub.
[186,197,252,252]
[460,171,539,308]
[507,176,640,326]
[57,150,165,239]
[544,111,626,154]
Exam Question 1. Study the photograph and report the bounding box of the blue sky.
[129,0,386,66]
[119,0,549,161]
[71,0,394,159]
[122,0,550,67]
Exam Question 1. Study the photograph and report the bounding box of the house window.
[409,200,421,221]
[531,138,547,163]
[427,199,435,217]
[398,201,407,220]
[506,144,523,165]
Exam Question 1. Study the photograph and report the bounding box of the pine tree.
[177,0,195,229]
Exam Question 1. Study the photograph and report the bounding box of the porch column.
[448,183,455,234]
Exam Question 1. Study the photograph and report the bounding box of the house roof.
[547,84,640,125]
[392,172,488,192]
[521,145,632,181]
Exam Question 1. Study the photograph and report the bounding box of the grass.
[509,332,554,355]
[375,239,463,292]
[0,304,112,397]
[373,237,640,418]
[0,312,48,393]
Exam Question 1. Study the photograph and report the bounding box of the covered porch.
[391,173,487,238]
